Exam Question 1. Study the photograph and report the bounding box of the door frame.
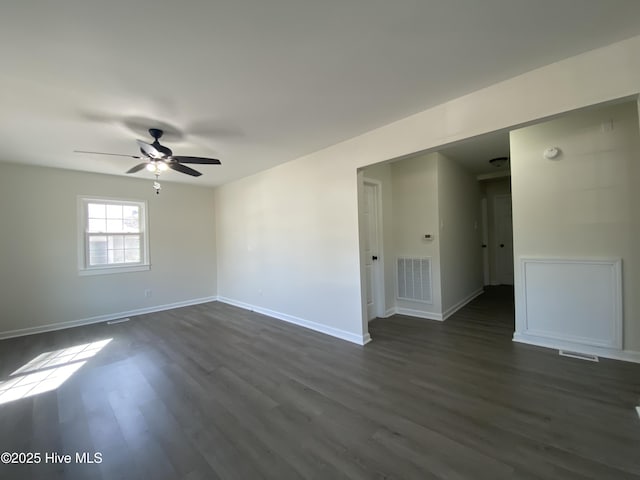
[362,177,385,320]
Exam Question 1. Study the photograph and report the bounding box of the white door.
[363,182,382,321]
[481,198,490,285]
[494,194,514,285]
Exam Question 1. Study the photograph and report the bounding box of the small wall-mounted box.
[424,234,433,241]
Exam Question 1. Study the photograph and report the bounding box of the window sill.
[78,264,151,276]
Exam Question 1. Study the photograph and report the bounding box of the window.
[78,197,150,275]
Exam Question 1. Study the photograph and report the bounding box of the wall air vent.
[397,257,432,303]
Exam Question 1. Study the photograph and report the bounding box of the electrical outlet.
[144,289,152,298]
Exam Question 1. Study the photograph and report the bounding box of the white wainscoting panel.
[520,258,622,349]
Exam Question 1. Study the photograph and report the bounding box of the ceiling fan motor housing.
[143,129,173,158]
[149,128,164,140]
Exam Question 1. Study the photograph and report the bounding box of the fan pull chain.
[153,174,161,195]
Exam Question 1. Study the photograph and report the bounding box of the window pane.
[88,235,107,266]
[89,255,107,266]
[106,219,123,232]
[123,221,139,232]
[88,219,106,233]
[123,206,139,232]
[108,235,124,250]
[89,236,107,255]
[109,249,125,264]
[106,205,123,219]
[124,236,140,249]
[124,249,140,262]
[87,203,105,219]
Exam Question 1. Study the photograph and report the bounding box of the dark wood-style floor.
[1,287,639,479]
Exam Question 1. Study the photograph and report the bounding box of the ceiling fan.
[75,128,222,178]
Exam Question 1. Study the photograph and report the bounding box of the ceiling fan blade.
[172,156,222,165]
[126,163,149,174]
[74,150,142,159]
[136,139,162,158]
[168,162,202,177]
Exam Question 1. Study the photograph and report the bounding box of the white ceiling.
[2,1,640,186]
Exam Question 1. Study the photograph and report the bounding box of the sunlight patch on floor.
[0,339,112,405]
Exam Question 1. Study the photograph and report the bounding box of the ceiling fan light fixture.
[145,160,169,174]
[75,128,223,194]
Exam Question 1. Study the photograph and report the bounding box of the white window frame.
[77,196,150,276]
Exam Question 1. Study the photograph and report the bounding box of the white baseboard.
[381,289,483,322]
[394,307,444,321]
[216,296,370,346]
[0,296,218,340]
[513,332,640,364]
[442,288,484,320]
[381,308,396,318]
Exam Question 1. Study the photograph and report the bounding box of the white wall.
[511,101,640,356]
[214,35,640,348]
[0,162,217,337]
[214,158,367,344]
[390,153,442,317]
[437,153,483,314]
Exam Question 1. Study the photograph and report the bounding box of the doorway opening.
[479,181,513,287]
[357,130,516,339]
[359,98,638,360]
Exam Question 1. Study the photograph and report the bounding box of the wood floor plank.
[1,286,639,479]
